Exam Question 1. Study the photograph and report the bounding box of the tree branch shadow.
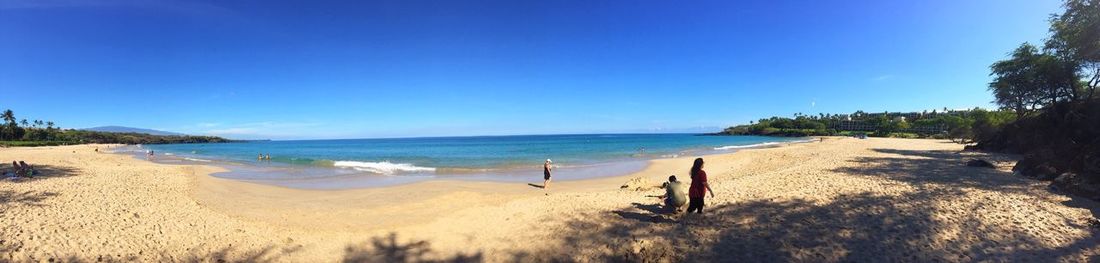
[179,245,303,263]
[832,148,1032,193]
[0,243,304,262]
[1,164,80,183]
[503,147,1100,262]
[0,190,58,207]
[343,233,483,263]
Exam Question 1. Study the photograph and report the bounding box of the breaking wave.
[713,142,781,150]
[332,161,436,175]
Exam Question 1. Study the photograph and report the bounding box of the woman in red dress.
[687,158,714,214]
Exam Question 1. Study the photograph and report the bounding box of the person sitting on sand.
[543,159,553,189]
[657,175,687,213]
[18,161,35,177]
[11,161,22,177]
[687,158,714,214]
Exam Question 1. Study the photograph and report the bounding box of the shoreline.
[122,136,815,190]
[4,137,1099,261]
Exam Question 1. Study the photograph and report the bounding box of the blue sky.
[0,0,1063,139]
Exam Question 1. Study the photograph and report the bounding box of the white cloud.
[871,74,894,81]
[196,121,327,139]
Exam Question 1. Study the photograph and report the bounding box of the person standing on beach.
[543,159,553,189]
[687,158,714,214]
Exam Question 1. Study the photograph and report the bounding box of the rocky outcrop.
[976,100,1100,197]
[1052,172,1100,200]
[1013,157,1061,181]
[966,159,996,168]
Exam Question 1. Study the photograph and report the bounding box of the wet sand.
[1,137,1098,262]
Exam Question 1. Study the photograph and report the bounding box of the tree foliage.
[989,43,1083,118]
[975,0,1100,188]
[990,0,1099,117]
[1048,0,1100,99]
[0,108,234,146]
[717,109,1011,141]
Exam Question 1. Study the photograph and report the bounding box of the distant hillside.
[83,126,185,136]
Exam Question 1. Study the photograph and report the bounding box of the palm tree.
[20,119,28,127]
[1,110,14,125]
[0,110,14,140]
[46,121,55,131]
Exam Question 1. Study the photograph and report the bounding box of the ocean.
[118,134,809,189]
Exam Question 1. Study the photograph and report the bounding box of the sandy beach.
[2,137,1099,262]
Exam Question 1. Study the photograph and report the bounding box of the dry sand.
[2,137,1099,262]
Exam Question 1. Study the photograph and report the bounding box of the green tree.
[969,109,1016,142]
[2,110,14,126]
[869,116,894,136]
[942,115,975,144]
[1033,53,1085,103]
[1047,0,1100,99]
[1,109,15,140]
[989,43,1082,118]
[897,119,911,130]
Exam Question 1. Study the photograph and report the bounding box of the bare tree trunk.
[1089,68,1100,99]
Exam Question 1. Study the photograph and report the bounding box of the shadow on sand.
[342,233,483,263]
[0,164,80,183]
[8,147,1100,262]
[503,147,1100,262]
[0,190,58,207]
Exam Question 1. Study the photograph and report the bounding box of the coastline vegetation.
[0,109,234,147]
[973,0,1099,197]
[715,108,1016,144]
[721,0,1100,198]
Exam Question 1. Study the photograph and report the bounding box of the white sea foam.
[713,142,780,150]
[333,161,436,175]
[714,139,818,150]
[183,157,212,162]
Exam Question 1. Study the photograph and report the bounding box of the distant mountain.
[83,126,185,136]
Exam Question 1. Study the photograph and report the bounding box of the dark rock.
[1085,151,1100,175]
[1055,172,1076,185]
[1013,157,1061,180]
[1033,164,1060,181]
[1051,172,1100,200]
[966,159,996,168]
[975,100,1100,200]
[1013,157,1038,173]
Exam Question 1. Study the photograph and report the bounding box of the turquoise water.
[130,134,807,189]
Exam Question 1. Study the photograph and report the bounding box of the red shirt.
[689,170,708,198]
